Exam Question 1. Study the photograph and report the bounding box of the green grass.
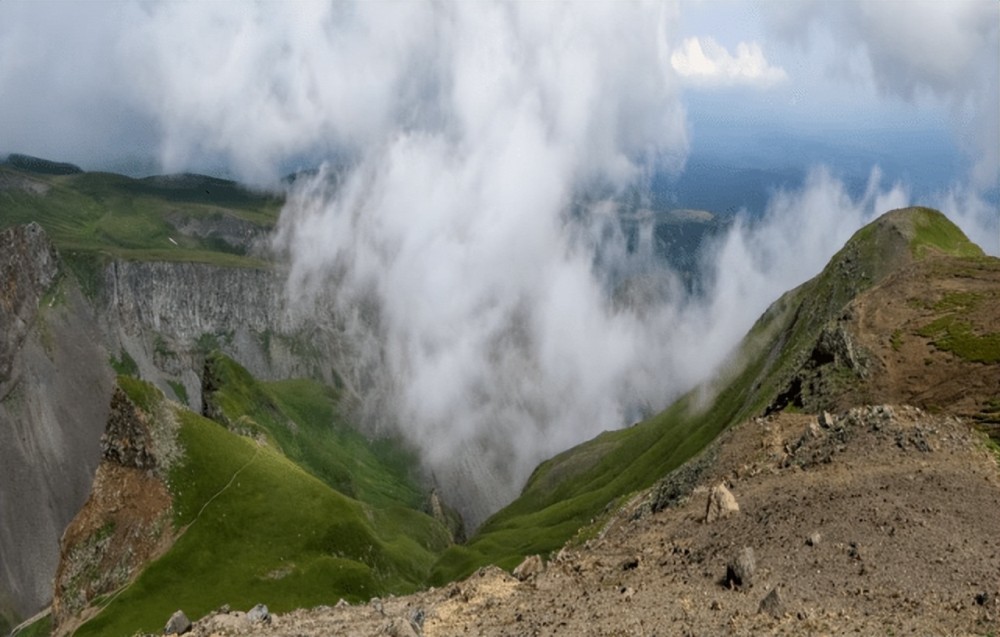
[109,350,139,377]
[75,386,451,637]
[918,316,1000,363]
[431,206,985,583]
[203,352,426,509]
[908,207,985,258]
[0,163,281,275]
[891,329,904,352]
[10,613,52,637]
[166,380,189,405]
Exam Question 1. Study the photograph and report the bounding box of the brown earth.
[846,255,1000,425]
[181,405,1000,637]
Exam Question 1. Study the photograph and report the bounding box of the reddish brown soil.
[185,405,1000,637]
[53,463,172,636]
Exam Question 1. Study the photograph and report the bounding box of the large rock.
[725,547,756,589]
[705,483,739,523]
[513,554,544,581]
[164,609,192,635]
[758,587,786,617]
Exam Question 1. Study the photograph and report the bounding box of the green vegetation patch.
[908,207,985,259]
[75,405,451,637]
[166,380,189,406]
[203,352,426,510]
[917,316,1000,363]
[10,613,52,637]
[0,163,281,272]
[109,350,139,377]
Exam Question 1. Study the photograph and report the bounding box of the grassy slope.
[75,373,451,637]
[430,206,984,583]
[0,162,281,269]
[203,352,426,510]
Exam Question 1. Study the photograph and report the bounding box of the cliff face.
[100,260,352,412]
[0,225,114,623]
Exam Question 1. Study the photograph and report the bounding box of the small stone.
[806,531,821,547]
[371,597,385,615]
[164,609,192,635]
[725,547,756,589]
[705,483,739,523]
[409,607,425,629]
[620,586,636,601]
[335,598,350,608]
[710,600,722,611]
[246,603,270,625]
[513,554,544,581]
[620,556,640,571]
[382,617,419,637]
[819,411,835,428]
[758,587,786,618]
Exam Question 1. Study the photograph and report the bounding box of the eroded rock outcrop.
[52,386,176,633]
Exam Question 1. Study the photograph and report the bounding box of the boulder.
[164,609,191,635]
[705,483,739,523]
[246,603,270,625]
[513,554,544,581]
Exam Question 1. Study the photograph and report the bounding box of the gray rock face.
[100,260,352,411]
[0,226,113,622]
[0,222,58,383]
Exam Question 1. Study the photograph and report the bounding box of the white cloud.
[671,36,787,87]
[765,0,999,190]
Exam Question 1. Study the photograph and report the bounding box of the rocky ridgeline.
[153,404,999,636]
[0,222,58,383]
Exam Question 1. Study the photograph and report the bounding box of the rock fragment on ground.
[513,554,544,581]
[725,546,756,589]
[164,609,191,635]
[705,483,739,523]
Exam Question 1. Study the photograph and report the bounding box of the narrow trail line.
[81,442,265,623]
[184,442,263,532]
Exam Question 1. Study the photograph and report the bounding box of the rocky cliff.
[99,260,353,413]
[0,225,114,625]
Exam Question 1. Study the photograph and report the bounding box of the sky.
[2,1,997,524]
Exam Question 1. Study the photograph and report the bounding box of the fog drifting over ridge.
[1,1,996,525]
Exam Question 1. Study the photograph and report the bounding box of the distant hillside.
[0,157,282,271]
[430,207,998,583]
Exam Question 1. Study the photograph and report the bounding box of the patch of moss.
[109,350,139,377]
[167,380,189,406]
[918,316,1000,363]
[890,329,903,352]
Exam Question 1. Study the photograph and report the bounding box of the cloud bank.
[0,1,994,525]
[671,37,787,87]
